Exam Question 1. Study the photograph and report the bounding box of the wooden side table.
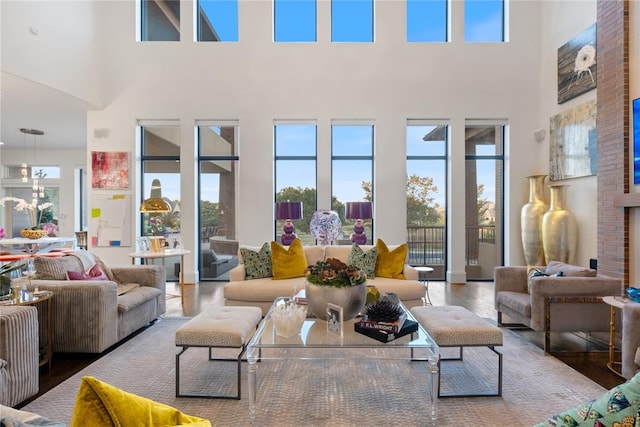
[0,290,54,373]
[602,295,626,377]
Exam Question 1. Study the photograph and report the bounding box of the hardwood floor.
[20,279,626,409]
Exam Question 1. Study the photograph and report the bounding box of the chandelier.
[19,128,45,201]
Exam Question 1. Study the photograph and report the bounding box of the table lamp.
[345,201,373,245]
[275,202,303,245]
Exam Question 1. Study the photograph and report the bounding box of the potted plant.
[0,260,26,297]
[304,258,367,320]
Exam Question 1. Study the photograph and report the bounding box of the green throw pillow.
[534,372,640,427]
[240,243,272,279]
[348,244,377,279]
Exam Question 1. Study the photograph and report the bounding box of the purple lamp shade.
[345,202,372,220]
[275,202,303,220]
[275,202,303,246]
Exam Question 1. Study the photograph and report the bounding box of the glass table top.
[248,297,439,356]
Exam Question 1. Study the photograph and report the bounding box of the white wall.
[0,0,103,107]
[85,0,545,280]
[3,0,637,285]
[538,1,597,267]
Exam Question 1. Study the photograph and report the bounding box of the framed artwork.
[549,99,597,181]
[136,236,150,252]
[167,233,182,249]
[91,151,130,189]
[326,303,343,335]
[89,194,132,247]
[557,23,597,104]
[634,98,640,185]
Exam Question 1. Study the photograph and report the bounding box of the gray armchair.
[0,306,39,407]
[494,262,622,350]
[622,300,640,379]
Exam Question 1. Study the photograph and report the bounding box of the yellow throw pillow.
[70,376,210,427]
[270,238,308,280]
[374,239,407,279]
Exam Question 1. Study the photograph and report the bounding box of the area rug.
[22,317,607,426]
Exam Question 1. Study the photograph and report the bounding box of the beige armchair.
[494,262,622,351]
[0,306,39,407]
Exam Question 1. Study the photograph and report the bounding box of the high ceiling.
[1,72,91,152]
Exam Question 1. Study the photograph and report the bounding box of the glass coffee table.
[246,297,440,424]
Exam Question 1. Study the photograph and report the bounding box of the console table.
[128,249,190,304]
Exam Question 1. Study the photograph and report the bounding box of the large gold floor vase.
[521,175,548,266]
[542,184,577,265]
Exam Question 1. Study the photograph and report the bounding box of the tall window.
[464,0,504,42]
[464,122,504,280]
[274,0,316,42]
[198,121,239,280]
[406,122,447,279]
[407,0,447,42]
[139,121,181,281]
[197,0,238,42]
[140,0,180,41]
[274,122,317,245]
[331,123,373,244]
[331,0,373,43]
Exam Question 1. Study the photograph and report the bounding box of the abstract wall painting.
[549,99,597,181]
[91,151,130,189]
[557,23,597,104]
[90,194,132,247]
[634,98,640,185]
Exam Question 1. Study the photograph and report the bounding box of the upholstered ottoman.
[410,305,503,397]
[175,306,262,399]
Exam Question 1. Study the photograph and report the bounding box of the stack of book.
[355,311,419,343]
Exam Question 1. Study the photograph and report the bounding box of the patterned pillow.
[34,255,84,280]
[348,244,377,279]
[534,372,640,427]
[240,243,272,280]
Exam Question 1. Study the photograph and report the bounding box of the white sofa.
[224,244,426,315]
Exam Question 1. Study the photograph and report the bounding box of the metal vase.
[542,184,578,265]
[305,282,367,320]
[520,175,548,266]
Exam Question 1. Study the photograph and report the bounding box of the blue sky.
[200,0,504,43]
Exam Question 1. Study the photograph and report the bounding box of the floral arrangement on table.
[0,197,53,237]
[0,227,5,239]
[304,258,365,288]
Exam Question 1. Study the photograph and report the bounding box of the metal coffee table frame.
[246,297,441,424]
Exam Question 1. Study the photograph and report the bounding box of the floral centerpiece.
[0,197,53,239]
[304,258,367,320]
[305,258,366,288]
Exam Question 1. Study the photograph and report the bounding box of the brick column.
[596,0,629,284]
